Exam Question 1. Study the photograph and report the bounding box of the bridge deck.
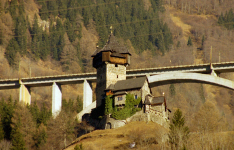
[1,62,234,88]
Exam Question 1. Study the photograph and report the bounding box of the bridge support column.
[52,82,62,117]
[19,84,31,105]
[83,80,92,110]
[210,63,218,77]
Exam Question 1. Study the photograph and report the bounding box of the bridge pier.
[52,82,62,117]
[19,84,31,105]
[83,80,93,110]
[210,63,218,77]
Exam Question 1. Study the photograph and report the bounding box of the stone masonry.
[96,63,126,107]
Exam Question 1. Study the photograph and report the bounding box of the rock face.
[38,20,50,31]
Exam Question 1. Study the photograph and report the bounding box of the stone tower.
[91,33,131,107]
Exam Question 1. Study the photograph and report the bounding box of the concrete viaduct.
[1,62,234,116]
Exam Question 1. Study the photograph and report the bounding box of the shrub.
[111,94,141,120]
[74,143,83,150]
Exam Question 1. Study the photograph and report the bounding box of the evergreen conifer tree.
[105,96,113,115]
[64,20,76,42]
[201,35,205,46]
[33,124,47,149]
[0,1,2,14]
[226,9,234,29]
[29,101,40,126]
[1,96,15,140]
[5,38,19,67]
[156,30,166,54]
[227,9,233,23]
[0,29,3,45]
[0,98,4,140]
[218,9,234,29]
[76,0,171,55]
[4,1,9,13]
[10,118,26,150]
[0,120,4,140]
[201,35,205,50]
[39,0,49,20]
[96,13,108,47]
[218,12,224,25]
[47,0,58,17]
[15,15,27,55]
[67,0,77,22]
[58,0,67,18]
[38,103,51,126]
[187,36,193,46]
[18,0,25,14]
[41,31,50,60]
[176,41,181,48]
[75,96,83,113]
[169,109,190,150]
[9,0,18,21]
[31,14,44,59]
[50,19,65,60]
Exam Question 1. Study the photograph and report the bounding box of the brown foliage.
[165,0,234,15]
[80,24,98,73]
[0,140,12,150]
[11,102,36,149]
[60,33,81,73]
[192,101,226,133]
[45,110,77,149]
[143,0,152,11]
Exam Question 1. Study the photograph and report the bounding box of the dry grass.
[169,13,191,41]
[64,121,168,150]
[64,121,234,150]
[188,131,234,150]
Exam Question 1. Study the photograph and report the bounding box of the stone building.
[91,33,170,129]
[105,76,151,107]
[91,33,131,107]
[144,95,170,120]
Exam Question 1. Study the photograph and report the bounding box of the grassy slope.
[64,121,169,150]
[64,122,234,150]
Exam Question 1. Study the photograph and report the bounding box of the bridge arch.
[147,73,234,90]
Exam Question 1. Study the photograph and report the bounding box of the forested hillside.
[0,0,234,149]
[1,0,173,73]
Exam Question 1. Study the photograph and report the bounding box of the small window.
[117,75,118,78]
[118,97,123,101]
[135,95,138,99]
[115,64,118,67]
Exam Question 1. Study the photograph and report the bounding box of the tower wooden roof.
[91,33,131,57]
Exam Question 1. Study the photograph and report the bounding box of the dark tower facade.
[92,33,131,107]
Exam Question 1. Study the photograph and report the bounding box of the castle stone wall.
[115,94,126,105]
[106,63,126,88]
[96,63,126,107]
[96,64,107,107]
[141,80,151,103]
